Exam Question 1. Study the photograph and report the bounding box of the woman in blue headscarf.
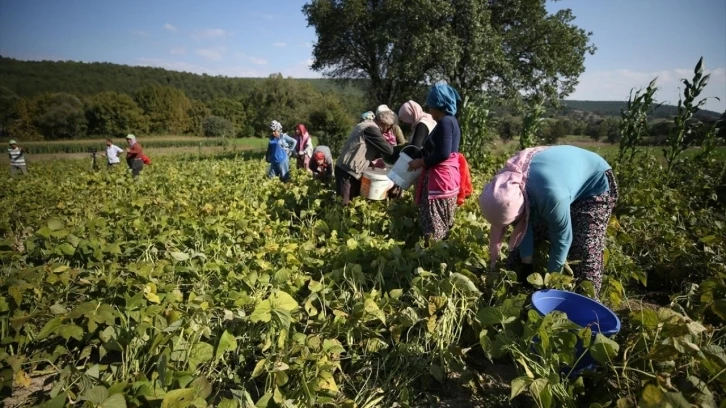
[407,83,464,242]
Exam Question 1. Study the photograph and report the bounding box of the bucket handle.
[400,145,421,158]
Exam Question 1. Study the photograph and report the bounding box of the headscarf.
[478,147,548,269]
[8,140,17,145]
[426,83,462,116]
[295,124,311,153]
[313,151,326,162]
[126,134,137,146]
[374,104,399,145]
[376,105,391,115]
[398,100,437,133]
[361,111,375,121]
[270,120,283,132]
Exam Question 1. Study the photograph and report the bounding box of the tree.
[7,97,42,140]
[308,93,355,155]
[134,84,191,134]
[303,0,595,107]
[209,98,246,135]
[33,93,87,139]
[203,116,235,138]
[246,74,320,135]
[542,119,568,144]
[86,91,148,137]
[0,86,19,135]
[187,100,211,135]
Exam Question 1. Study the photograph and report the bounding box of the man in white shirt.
[8,140,27,175]
[103,138,124,169]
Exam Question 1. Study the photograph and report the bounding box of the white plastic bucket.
[360,169,393,200]
[388,145,422,190]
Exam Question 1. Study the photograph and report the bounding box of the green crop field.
[1,148,724,408]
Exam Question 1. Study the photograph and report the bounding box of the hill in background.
[0,56,721,121]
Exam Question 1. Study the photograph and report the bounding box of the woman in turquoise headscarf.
[407,83,464,242]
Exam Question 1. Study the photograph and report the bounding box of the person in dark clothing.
[407,84,463,242]
[398,100,437,148]
[335,110,395,205]
[125,134,144,178]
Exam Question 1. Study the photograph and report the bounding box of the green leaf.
[47,218,65,231]
[37,316,63,340]
[589,333,620,365]
[530,378,552,408]
[215,330,237,359]
[449,272,480,295]
[271,291,298,312]
[82,385,109,405]
[250,300,272,323]
[364,298,386,324]
[251,359,267,378]
[37,393,67,408]
[161,388,197,408]
[58,324,84,341]
[309,280,323,293]
[190,376,212,399]
[712,299,726,320]
[56,243,76,256]
[218,398,238,408]
[100,394,128,408]
[188,342,214,371]
[639,384,664,408]
[476,306,502,326]
[510,376,532,400]
[170,251,190,262]
[527,273,544,288]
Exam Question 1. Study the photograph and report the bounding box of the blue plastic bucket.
[531,289,621,374]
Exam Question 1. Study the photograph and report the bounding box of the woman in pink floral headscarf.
[478,145,618,299]
[294,123,314,169]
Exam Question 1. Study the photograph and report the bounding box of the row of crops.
[1,150,725,407]
[13,138,231,155]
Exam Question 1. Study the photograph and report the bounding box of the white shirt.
[106,144,124,164]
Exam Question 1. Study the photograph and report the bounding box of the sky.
[0,0,725,111]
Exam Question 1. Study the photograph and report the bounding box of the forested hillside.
[0,57,722,144]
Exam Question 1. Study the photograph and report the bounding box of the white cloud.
[569,67,726,112]
[170,47,186,55]
[164,23,178,32]
[195,47,226,61]
[192,28,229,41]
[250,57,268,65]
[273,42,287,48]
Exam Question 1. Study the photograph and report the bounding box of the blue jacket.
[267,133,297,164]
[518,146,612,272]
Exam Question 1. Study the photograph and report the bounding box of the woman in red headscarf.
[294,124,314,169]
[308,145,334,183]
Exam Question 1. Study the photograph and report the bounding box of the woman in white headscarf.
[375,105,406,146]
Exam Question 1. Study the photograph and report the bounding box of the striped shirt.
[8,147,25,166]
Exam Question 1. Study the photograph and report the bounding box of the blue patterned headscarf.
[426,83,462,116]
[361,111,375,121]
[270,120,283,132]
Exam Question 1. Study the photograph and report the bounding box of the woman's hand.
[408,158,425,172]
